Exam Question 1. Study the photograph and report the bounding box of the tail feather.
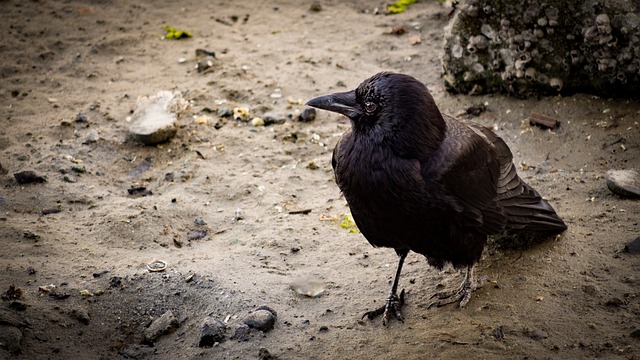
[501,183,567,233]
[494,152,566,233]
[470,121,567,234]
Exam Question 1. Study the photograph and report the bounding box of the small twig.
[529,111,559,129]
[289,209,312,215]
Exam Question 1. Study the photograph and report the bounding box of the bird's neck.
[389,106,447,158]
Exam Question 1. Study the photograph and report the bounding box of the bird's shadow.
[487,230,563,251]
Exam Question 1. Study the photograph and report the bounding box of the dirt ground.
[1,0,639,359]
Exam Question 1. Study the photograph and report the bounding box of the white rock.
[129,91,190,145]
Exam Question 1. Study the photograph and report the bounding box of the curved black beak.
[306,90,360,119]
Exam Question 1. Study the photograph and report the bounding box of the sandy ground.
[1,0,639,359]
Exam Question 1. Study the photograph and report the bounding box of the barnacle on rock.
[549,78,563,91]
[596,14,612,34]
[442,0,639,97]
[535,72,549,84]
[570,50,582,65]
[616,72,627,83]
[525,67,537,80]
[583,26,598,41]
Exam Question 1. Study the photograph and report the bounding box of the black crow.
[306,72,567,325]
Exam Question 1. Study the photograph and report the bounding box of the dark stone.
[298,108,317,122]
[258,347,278,360]
[92,269,110,278]
[40,208,61,215]
[187,229,208,241]
[13,171,46,184]
[624,236,640,254]
[48,290,70,300]
[70,307,90,325]
[9,301,27,311]
[605,297,626,307]
[263,116,286,125]
[198,317,226,347]
[74,113,88,123]
[109,276,122,288]
[127,186,153,197]
[230,324,251,341]
[0,324,22,354]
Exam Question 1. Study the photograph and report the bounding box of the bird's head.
[306,72,445,147]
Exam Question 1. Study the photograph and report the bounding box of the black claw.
[362,289,406,324]
[362,307,384,320]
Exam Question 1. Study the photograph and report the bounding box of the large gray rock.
[442,0,640,97]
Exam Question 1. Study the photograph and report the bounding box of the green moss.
[387,0,417,14]
[162,25,192,40]
[340,214,360,233]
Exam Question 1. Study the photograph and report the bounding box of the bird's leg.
[428,265,485,308]
[362,251,408,325]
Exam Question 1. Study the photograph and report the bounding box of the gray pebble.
[606,169,640,198]
[196,56,217,73]
[244,308,276,332]
[83,129,100,144]
[263,116,286,125]
[218,108,233,118]
[144,310,179,343]
[198,317,226,347]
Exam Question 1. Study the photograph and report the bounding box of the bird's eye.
[364,101,377,113]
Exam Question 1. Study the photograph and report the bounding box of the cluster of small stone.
[442,0,640,97]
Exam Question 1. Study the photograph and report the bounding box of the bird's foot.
[428,274,487,309]
[362,289,405,326]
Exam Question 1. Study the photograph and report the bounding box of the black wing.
[436,116,508,235]
[445,118,566,233]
